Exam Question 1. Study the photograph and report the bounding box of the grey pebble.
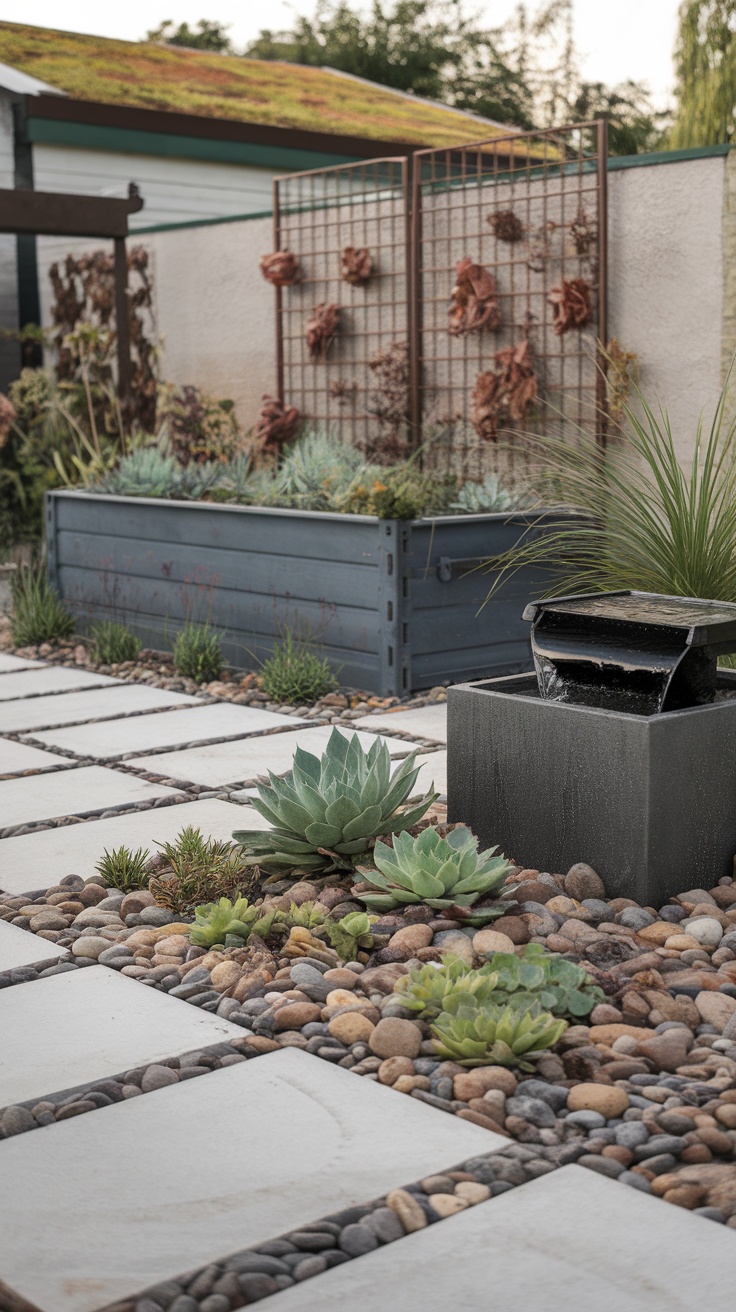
[565,1110,605,1131]
[293,1256,327,1280]
[363,1207,405,1243]
[507,1095,557,1127]
[339,1224,379,1256]
[577,1154,625,1178]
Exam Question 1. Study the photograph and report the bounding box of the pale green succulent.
[282,901,329,931]
[354,824,513,922]
[394,957,500,1018]
[189,896,281,949]
[431,1002,568,1070]
[233,729,437,873]
[323,910,378,960]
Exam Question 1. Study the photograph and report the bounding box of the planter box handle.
[437,554,490,583]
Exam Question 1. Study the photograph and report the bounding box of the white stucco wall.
[607,154,726,466]
[0,92,19,391]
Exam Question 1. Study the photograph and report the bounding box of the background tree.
[670,1,736,146]
[146,19,233,52]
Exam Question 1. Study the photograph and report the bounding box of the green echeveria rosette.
[189,896,280,949]
[352,823,514,922]
[232,728,437,874]
[430,1002,568,1070]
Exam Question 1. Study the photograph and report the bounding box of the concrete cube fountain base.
[447,671,736,905]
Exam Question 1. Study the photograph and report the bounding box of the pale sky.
[2,1,680,107]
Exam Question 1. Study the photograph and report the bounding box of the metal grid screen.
[412,120,608,480]
[274,158,412,459]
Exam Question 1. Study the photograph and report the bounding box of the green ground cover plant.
[260,630,337,704]
[10,564,74,645]
[89,620,141,664]
[173,621,224,682]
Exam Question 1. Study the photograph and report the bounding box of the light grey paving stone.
[0,653,44,672]
[407,750,447,799]
[0,684,198,734]
[0,1049,502,1312]
[0,738,69,775]
[355,702,447,742]
[0,765,182,829]
[0,965,247,1106]
[0,798,266,892]
[0,665,117,701]
[0,918,69,970]
[264,1165,733,1312]
[129,724,422,788]
[30,701,309,760]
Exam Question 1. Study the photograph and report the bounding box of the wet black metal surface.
[523,590,736,714]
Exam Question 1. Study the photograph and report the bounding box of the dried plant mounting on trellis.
[526,221,558,272]
[365,339,409,461]
[569,206,598,260]
[605,338,638,428]
[329,378,359,406]
[448,258,502,336]
[306,303,340,360]
[255,394,301,454]
[260,251,301,287]
[487,209,524,243]
[547,278,593,336]
[341,247,372,286]
[471,340,538,442]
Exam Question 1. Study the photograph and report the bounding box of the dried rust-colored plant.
[547,278,593,336]
[329,378,359,406]
[341,246,372,285]
[49,246,157,431]
[569,206,598,259]
[471,339,538,442]
[526,221,557,272]
[255,393,301,454]
[605,338,638,427]
[306,303,340,360]
[487,209,525,243]
[365,339,410,461]
[448,258,502,336]
[260,251,301,287]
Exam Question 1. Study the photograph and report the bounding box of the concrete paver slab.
[0,653,44,672]
[0,738,69,775]
[0,798,265,892]
[0,1049,503,1312]
[129,725,422,788]
[0,965,247,1106]
[0,684,199,734]
[0,919,69,970]
[30,702,309,760]
[0,765,182,829]
[0,666,116,701]
[355,703,447,742]
[263,1165,733,1312]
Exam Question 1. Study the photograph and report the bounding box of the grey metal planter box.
[46,492,564,696]
[447,671,736,904]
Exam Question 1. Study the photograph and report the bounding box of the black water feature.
[447,590,736,904]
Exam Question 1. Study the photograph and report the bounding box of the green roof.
[0,21,519,149]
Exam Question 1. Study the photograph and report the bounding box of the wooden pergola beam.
[0,185,144,409]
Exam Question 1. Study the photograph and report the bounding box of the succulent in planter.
[353,824,513,922]
[232,728,437,873]
[394,957,500,1018]
[189,896,281,949]
[431,1002,567,1069]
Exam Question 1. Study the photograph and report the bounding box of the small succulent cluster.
[431,1004,567,1070]
[482,943,605,1018]
[149,828,254,913]
[395,958,501,1018]
[189,896,280,949]
[233,729,437,873]
[187,896,378,960]
[96,845,151,892]
[354,825,513,923]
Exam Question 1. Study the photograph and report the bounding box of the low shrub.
[89,620,141,664]
[260,630,337,704]
[148,826,252,913]
[173,621,223,682]
[11,564,75,645]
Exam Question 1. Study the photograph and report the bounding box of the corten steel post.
[595,117,609,448]
[408,151,422,452]
[273,177,285,405]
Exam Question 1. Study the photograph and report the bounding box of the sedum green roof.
[0,21,520,149]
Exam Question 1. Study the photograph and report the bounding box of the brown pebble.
[456,1108,510,1134]
[427,1193,468,1217]
[328,1012,376,1044]
[273,1002,322,1030]
[386,1188,427,1232]
[388,924,434,953]
[454,1067,517,1100]
[378,1056,415,1085]
[369,1017,423,1059]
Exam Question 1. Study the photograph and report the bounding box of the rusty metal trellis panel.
[411,119,609,481]
[274,157,412,457]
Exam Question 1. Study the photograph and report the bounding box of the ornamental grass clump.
[149,826,254,913]
[260,630,337,704]
[173,621,223,682]
[354,824,513,922]
[431,1003,567,1070]
[95,845,150,892]
[11,564,74,646]
[232,728,436,873]
[89,620,141,664]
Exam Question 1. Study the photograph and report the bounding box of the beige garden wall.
[35,148,733,462]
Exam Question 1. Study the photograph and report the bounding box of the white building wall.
[0,91,19,391]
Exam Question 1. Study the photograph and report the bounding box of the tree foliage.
[670,1,736,146]
[146,19,233,52]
